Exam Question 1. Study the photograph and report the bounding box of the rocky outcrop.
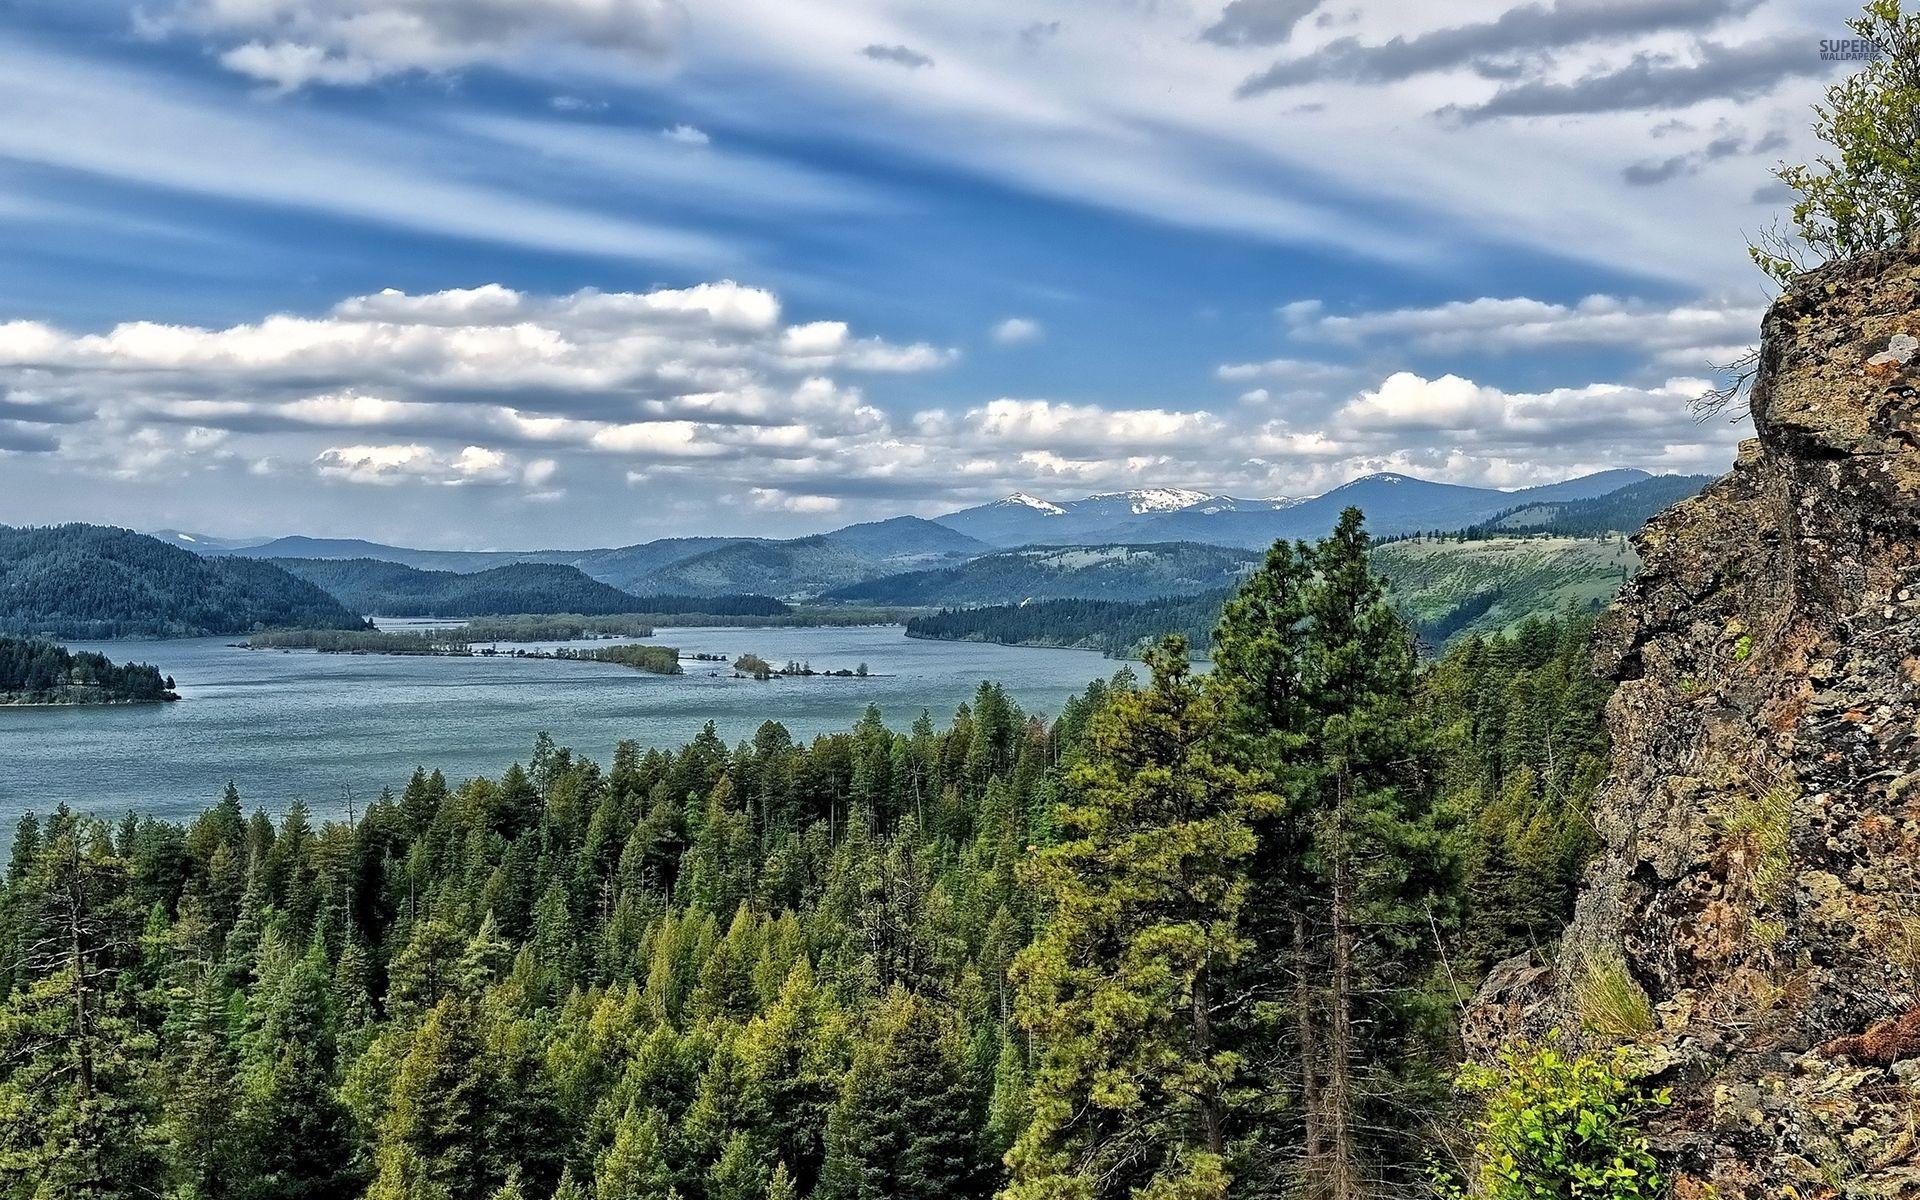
[1467,246,1920,1198]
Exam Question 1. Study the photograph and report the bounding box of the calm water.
[0,625,1111,829]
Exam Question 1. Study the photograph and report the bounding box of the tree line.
[0,636,175,704]
[0,509,1610,1200]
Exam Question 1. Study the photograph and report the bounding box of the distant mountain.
[1097,469,1663,548]
[175,531,753,590]
[644,537,899,599]
[825,542,1259,606]
[203,536,552,574]
[269,558,647,617]
[146,468,1693,598]
[1475,473,1713,537]
[817,516,988,561]
[1501,467,1652,505]
[931,493,1071,546]
[906,534,1642,657]
[150,529,275,553]
[565,538,753,592]
[0,524,367,638]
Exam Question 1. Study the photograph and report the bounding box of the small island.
[0,636,179,705]
[242,627,682,675]
[732,652,870,680]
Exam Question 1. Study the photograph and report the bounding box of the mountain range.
[932,468,1656,549]
[123,467,1716,611]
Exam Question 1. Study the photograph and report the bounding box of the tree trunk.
[1295,909,1322,1197]
[1327,783,1363,1200]
[1193,957,1223,1156]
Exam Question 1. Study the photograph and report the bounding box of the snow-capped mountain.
[1075,488,1217,515]
[993,492,1067,515]
[1175,495,1303,515]
[936,469,1667,549]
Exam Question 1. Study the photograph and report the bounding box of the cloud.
[1326,370,1733,460]
[1201,0,1322,49]
[0,421,59,454]
[748,487,842,513]
[1621,126,1784,185]
[0,47,725,266]
[1445,34,1834,122]
[314,442,547,486]
[861,43,933,69]
[1019,21,1061,48]
[1237,0,1757,95]
[1284,292,1760,368]
[0,279,1748,526]
[157,0,687,91]
[662,123,711,146]
[1213,357,1356,387]
[991,317,1044,346]
[954,399,1223,453]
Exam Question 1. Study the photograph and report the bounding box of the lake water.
[0,625,1112,830]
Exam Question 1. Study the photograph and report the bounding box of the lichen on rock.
[1465,245,1920,1198]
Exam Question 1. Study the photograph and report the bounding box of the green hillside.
[827,542,1258,606]
[0,524,368,639]
[907,534,1638,656]
[1370,534,1637,642]
[270,558,647,617]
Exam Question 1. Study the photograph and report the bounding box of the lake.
[0,624,1114,830]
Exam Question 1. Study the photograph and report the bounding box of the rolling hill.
[0,524,368,638]
[824,542,1259,606]
[1474,474,1715,536]
[905,534,1640,656]
[268,559,649,617]
[152,468,1697,599]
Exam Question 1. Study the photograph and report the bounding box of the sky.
[0,0,1854,549]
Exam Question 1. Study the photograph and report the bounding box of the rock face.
[1467,246,1920,1198]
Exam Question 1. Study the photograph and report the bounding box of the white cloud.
[662,123,711,145]
[748,487,842,513]
[315,442,529,486]
[159,0,686,91]
[1286,293,1762,368]
[991,317,1043,345]
[1,280,1747,525]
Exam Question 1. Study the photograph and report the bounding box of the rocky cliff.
[1467,246,1920,1198]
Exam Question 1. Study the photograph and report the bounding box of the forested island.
[0,510,1613,1199]
[730,653,872,680]
[0,636,178,705]
[242,628,684,674]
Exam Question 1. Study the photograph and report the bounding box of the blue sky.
[0,0,1845,547]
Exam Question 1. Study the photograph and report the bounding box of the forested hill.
[269,558,650,617]
[0,636,176,704]
[826,542,1257,605]
[0,524,368,638]
[906,534,1637,655]
[1471,473,1714,537]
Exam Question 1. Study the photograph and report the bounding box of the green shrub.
[1437,1042,1670,1200]
[1753,0,1920,282]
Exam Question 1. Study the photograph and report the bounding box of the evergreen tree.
[821,988,987,1200]
[1007,640,1274,1200]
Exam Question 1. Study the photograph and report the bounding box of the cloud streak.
[156,0,687,90]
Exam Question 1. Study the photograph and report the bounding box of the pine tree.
[1211,508,1459,1198]
[821,988,987,1200]
[1006,640,1274,1200]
